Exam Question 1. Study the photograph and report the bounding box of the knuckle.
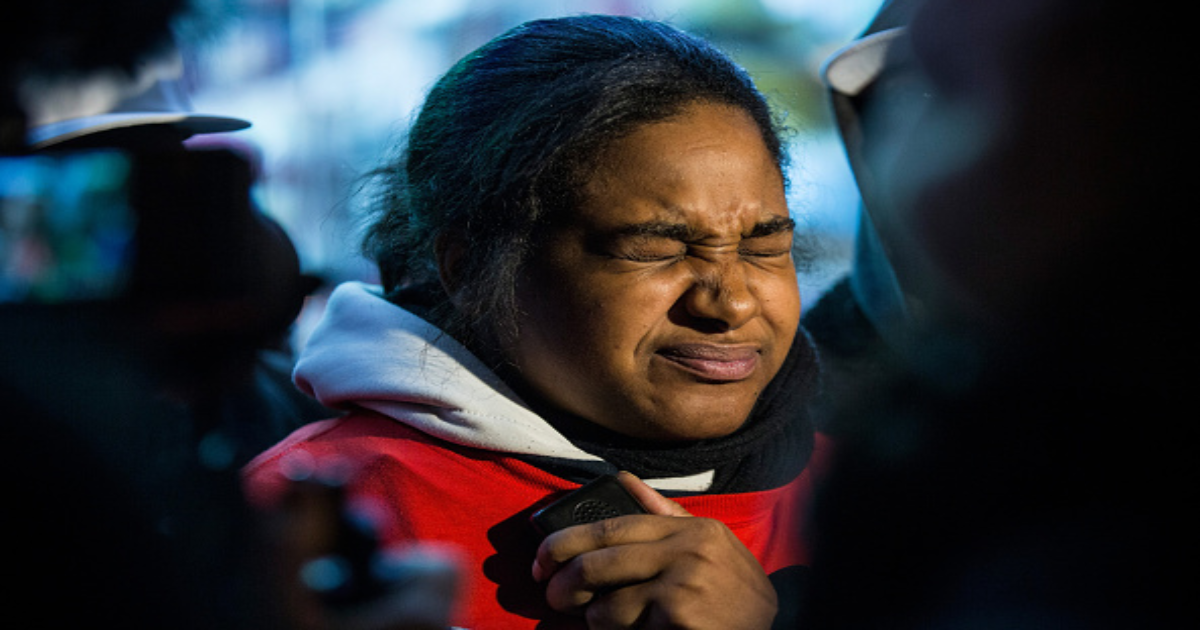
[689,518,731,551]
[572,553,605,587]
[693,516,727,537]
[590,515,627,546]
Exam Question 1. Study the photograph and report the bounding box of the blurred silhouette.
[23,40,336,461]
[5,7,259,627]
[4,3,456,628]
[801,0,926,436]
[800,0,1192,628]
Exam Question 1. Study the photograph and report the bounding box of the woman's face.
[508,102,800,441]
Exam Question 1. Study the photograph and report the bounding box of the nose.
[682,259,759,331]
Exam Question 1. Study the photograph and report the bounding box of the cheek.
[551,276,675,356]
[756,271,802,331]
[768,294,801,372]
[774,277,802,315]
[516,269,682,372]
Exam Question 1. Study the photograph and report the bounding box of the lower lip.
[657,353,759,382]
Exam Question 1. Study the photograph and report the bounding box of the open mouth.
[656,344,760,382]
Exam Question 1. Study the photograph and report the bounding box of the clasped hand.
[532,472,777,629]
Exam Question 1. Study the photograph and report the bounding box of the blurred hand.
[258,472,461,630]
[532,472,776,629]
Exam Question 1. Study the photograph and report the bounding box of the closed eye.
[612,240,687,262]
[738,244,791,258]
[739,216,795,259]
[600,216,794,263]
[602,221,693,263]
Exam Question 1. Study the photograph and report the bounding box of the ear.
[435,231,467,306]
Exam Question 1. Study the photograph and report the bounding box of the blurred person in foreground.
[798,0,1193,628]
[799,0,926,436]
[243,14,830,630]
[19,39,332,467]
[4,6,457,627]
[27,37,335,454]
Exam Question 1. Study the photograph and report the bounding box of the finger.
[534,514,669,582]
[580,539,778,630]
[584,581,656,630]
[616,471,692,517]
[542,539,672,613]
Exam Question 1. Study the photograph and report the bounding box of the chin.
[638,409,751,442]
[583,385,757,442]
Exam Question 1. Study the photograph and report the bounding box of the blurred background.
[181,0,886,345]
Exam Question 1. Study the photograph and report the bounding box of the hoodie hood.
[294,281,603,464]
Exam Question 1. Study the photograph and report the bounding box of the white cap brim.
[29,112,251,149]
[820,27,907,97]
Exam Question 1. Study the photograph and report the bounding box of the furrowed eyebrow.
[747,215,796,238]
[612,221,697,241]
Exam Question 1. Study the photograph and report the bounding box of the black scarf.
[510,327,821,496]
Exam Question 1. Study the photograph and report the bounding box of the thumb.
[616,471,692,517]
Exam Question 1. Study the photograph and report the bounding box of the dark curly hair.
[361,14,791,357]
